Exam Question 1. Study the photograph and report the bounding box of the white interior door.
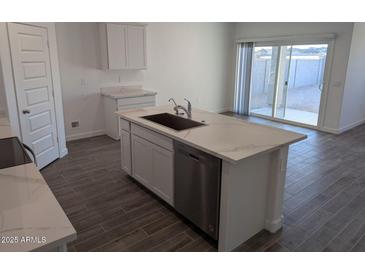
[8,23,59,169]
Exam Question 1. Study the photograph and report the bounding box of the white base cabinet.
[131,134,153,187]
[120,119,174,206]
[120,130,132,175]
[103,95,155,140]
[150,144,174,204]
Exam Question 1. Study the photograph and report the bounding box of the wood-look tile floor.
[41,113,365,252]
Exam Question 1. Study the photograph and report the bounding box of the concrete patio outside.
[250,85,321,126]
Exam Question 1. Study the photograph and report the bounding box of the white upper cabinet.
[106,24,127,69]
[100,23,147,70]
[127,25,146,69]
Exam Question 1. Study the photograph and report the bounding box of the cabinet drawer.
[117,102,154,111]
[120,118,130,132]
[131,124,173,151]
[117,96,155,108]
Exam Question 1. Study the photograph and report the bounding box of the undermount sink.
[141,112,206,131]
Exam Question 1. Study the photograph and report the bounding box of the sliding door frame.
[317,39,335,129]
[235,34,336,131]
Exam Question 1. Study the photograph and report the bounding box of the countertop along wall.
[233,22,354,132]
[55,22,235,140]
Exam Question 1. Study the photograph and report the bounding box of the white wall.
[234,22,354,131]
[55,22,235,140]
[339,23,365,130]
[144,23,235,111]
[0,59,8,117]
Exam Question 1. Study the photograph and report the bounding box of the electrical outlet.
[71,121,79,128]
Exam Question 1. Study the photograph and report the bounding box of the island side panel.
[265,146,289,232]
[218,152,271,251]
[218,146,289,251]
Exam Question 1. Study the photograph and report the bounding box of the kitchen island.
[116,105,306,251]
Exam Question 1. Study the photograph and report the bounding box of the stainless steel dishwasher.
[174,141,222,240]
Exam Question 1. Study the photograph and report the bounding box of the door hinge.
[47,40,50,49]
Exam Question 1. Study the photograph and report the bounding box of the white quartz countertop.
[116,105,306,163]
[101,86,157,99]
[0,163,76,251]
[0,120,76,251]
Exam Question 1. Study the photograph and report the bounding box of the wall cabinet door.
[106,23,127,69]
[127,25,146,69]
[151,143,174,205]
[131,135,153,188]
[120,130,132,175]
[101,23,146,70]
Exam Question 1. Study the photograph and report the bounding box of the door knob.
[22,109,31,114]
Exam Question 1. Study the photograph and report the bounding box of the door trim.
[0,22,68,160]
[317,39,335,129]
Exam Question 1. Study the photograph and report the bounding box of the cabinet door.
[151,144,174,205]
[120,130,132,175]
[107,23,127,69]
[131,135,152,188]
[127,25,146,69]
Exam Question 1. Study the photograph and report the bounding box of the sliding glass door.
[241,41,329,127]
[249,46,279,117]
[279,44,328,125]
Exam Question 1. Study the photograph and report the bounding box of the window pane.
[249,46,279,117]
[275,44,328,126]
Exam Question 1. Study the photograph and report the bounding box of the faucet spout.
[176,105,191,119]
[169,98,179,115]
[168,98,192,118]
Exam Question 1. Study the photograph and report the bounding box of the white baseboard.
[338,119,365,134]
[320,126,341,134]
[59,147,68,158]
[265,216,283,233]
[322,118,365,134]
[66,129,106,141]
